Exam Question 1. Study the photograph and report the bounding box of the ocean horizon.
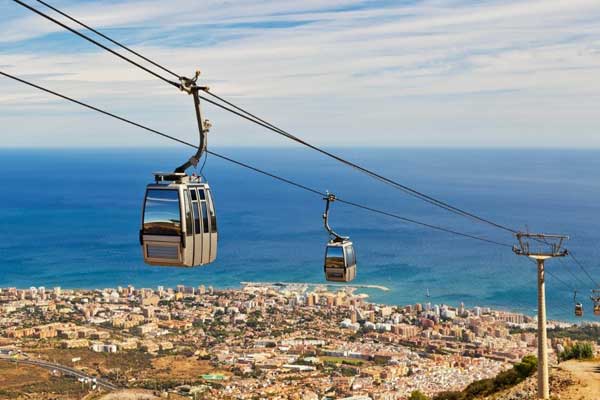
[1,147,599,322]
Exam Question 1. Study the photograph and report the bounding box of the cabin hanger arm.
[175,70,211,173]
[323,193,348,243]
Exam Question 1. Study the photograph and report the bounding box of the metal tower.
[513,232,569,400]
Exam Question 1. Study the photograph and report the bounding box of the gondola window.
[143,190,181,236]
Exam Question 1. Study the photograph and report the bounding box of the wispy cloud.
[1,0,600,148]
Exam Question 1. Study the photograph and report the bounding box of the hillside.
[485,360,599,400]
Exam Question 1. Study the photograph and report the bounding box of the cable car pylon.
[513,232,569,400]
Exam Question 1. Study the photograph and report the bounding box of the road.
[0,354,119,391]
[558,359,600,400]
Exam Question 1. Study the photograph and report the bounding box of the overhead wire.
[1,70,513,249]
[11,0,180,89]
[7,0,600,292]
[198,151,208,178]
[557,257,588,289]
[523,257,575,292]
[334,198,512,247]
[7,0,600,318]
[33,0,181,80]
[511,257,583,321]
[546,270,576,292]
[569,251,599,288]
[8,0,597,299]
[197,92,519,234]
[11,0,522,237]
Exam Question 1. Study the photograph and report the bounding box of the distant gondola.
[574,291,583,317]
[324,239,357,282]
[592,289,600,316]
[322,193,356,282]
[575,302,583,317]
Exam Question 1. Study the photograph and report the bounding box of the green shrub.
[493,369,520,388]
[431,356,538,400]
[560,342,594,361]
[514,355,537,378]
[409,390,429,400]
[433,391,461,400]
[463,378,494,398]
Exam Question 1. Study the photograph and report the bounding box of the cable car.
[322,193,356,282]
[575,303,583,317]
[573,291,583,317]
[591,289,600,317]
[141,173,217,267]
[324,240,357,282]
[140,70,218,267]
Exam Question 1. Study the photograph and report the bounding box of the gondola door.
[190,187,203,266]
[205,187,218,263]
[181,188,195,266]
[198,187,211,265]
[187,184,217,266]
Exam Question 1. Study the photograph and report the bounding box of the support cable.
[198,92,518,234]
[11,0,180,89]
[34,0,181,80]
[1,70,513,249]
[569,252,599,288]
[335,199,511,248]
[11,0,521,236]
[557,258,588,289]
[546,270,577,292]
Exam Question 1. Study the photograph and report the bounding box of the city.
[1,283,595,399]
[3,0,600,399]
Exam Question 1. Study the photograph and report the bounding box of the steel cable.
[11,0,180,89]
[1,70,513,249]
[12,0,521,237]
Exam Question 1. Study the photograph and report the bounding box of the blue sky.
[1,0,599,148]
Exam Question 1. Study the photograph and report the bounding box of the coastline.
[0,282,589,326]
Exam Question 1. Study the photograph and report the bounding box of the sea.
[1,148,599,322]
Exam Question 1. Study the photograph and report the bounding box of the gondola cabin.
[324,240,356,282]
[592,290,600,316]
[575,303,583,317]
[141,173,217,267]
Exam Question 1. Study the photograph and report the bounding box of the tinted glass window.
[325,246,345,268]
[184,190,193,236]
[193,203,201,234]
[190,189,197,201]
[201,202,209,233]
[345,245,355,266]
[207,189,217,233]
[143,189,181,236]
[198,189,206,200]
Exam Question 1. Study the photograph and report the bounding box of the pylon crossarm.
[513,232,568,259]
